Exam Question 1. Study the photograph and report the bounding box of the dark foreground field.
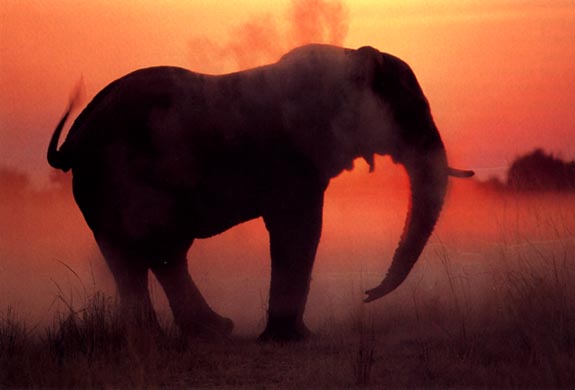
[1,264,575,388]
[1,179,575,387]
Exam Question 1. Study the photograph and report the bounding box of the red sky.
[1,0,574,186]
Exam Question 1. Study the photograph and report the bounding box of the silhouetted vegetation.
[508,149,575,191]
[480,149,575,192]
[0,166,31,196]
[0,165,71,198]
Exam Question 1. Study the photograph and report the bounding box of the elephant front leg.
[260,190,324,342]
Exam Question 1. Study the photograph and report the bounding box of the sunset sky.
[1,0,574,186]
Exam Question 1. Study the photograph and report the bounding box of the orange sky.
[1,0,574,186]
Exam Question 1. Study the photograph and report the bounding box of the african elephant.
[47,44,473,341]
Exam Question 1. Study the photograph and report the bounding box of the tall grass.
[5,248,573,388]
[351,305,376,386]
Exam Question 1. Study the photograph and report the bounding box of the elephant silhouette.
[48,44,473,341]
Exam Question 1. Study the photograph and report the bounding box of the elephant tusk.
[447,167,474,178]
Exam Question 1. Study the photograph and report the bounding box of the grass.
[1,246,575,388]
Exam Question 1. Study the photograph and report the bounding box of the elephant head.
[255,44,473,304]
[337,46,473,301]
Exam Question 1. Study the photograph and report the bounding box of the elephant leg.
[151,248,234,339]
[259,189,324,342]
[96,239,161,335]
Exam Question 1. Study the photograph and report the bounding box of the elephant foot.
[258,316,311,342]
[185,313,234,340]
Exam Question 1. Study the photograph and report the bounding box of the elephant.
[47,44,473,341]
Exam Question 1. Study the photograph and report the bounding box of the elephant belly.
[74,177,260,252]
[187,181,262,239]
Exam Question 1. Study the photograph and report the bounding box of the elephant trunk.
[364,133,448,302]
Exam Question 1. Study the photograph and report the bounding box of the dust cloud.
[188,0,349,73]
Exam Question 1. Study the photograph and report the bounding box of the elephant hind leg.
[96,239,162,336]
[151,249,233,339]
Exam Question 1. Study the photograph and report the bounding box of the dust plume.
[288,0,348,47]
[188,0,349,73]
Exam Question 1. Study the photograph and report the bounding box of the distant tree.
[507,149,575,192]
[0,166,30,195]
[482,176,506,192]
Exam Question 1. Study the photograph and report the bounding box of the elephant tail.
[47,105,73,172]
[47,84,83,172]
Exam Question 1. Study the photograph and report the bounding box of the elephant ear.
[348,46,383,87]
